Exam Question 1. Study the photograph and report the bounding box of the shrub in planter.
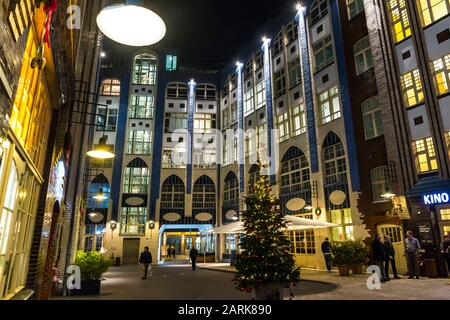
[331,241,354,276]
[350,239,369,274]
[71,250,112,296]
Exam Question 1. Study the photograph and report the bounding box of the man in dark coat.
[321,238,332,272]
[372,234,388,282]
[441,235,450,275]
[383,235,399,279]
[189,247,199,271]
[139,246,152,280]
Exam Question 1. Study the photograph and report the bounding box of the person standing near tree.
[383,235,400,279]
[405,230,421,279]
[139,246,152,280]
[189,247,199,271]
[321,238,332,272]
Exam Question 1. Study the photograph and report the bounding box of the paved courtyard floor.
[54,262,450,300]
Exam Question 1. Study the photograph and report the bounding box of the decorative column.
[236,62,245,193]
[187,79,196,195]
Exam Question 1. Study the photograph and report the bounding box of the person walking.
[167,246,171,258]
[321,238,332,272]
[139,246,153,280]
[383,235,399,279]
[405,230,421,279]
[440,235,450,275]
[172,247,176,259]
[372,234,388,282]
[189,247,199,271]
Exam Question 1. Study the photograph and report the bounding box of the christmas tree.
[234,160,300,298]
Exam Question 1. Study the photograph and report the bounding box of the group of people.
[166,246,177,259]
[321,230,450,279]
[138,246,200,279]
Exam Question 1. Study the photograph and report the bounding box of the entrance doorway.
[377,224,407,274]
[122,239,140,265]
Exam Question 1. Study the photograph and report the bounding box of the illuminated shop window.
[310,0,329,25]
[313,35,334,73]
[400,69,424,107]
[417,0,450,27]
[387,0,411,43]
[223,172,239,206]
[255,81,266,110]
[328,209,354,241]
[353,36,374,75]
[280,147,310,195]
[120,207,146,235]
[277,112,290,142]
[96,107,118,131]
[412,137,439,173]
[130,95,154,119]
[123,158,149,194]
[289,230,316,254]
[133,54,157,85]
[165,55,177,71]
[440,209,450,220]
[244,89,254,116]
[371,166,390,202]
[318,86,341,124]
[100,79,120,96]
[431,54,450,96]
[347,0,365,19]
[193,176,216,209]
[361,96,384,139]
[292,104,307,136]
[126,130,152,155]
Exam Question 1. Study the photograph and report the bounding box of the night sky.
[147,0,297,68]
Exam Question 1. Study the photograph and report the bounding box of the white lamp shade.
[97,4,166,47]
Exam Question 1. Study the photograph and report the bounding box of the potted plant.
[331,241,353,276]
[71,250,111,296]
[233,161,300,300]
[350,239,369,274]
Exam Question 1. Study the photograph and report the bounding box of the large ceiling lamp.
[87,136,115,159]
[96,0,166,47]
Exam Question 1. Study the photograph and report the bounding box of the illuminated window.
[323,132,347,185]
[123,158,149,194]
[362,96,384,139]
[162,147,186,168]
[245,129,256,158]
[133,54,157,85]
[223,172,239,205]
[371,166,390,202]
[313,35,334,73]
[130,95,154,119]
[274,69,286,97]
[100,79,120,96]
[161,175,185,209]
[194,113,216,132]
[222,109,230,129]
[277,112,290,142]
[280,147,310,194]
[401,69,424,107]
[255,81,266,110]
[96,107,118,131]
[440,209,450,220]
[166,82,188,99]
[257,124,267,152]
[310,0,329,25]
[231,102,238,124]
[412,137,439,173]
[165,113,187,133]
[193,176,216,209]
[165,55,177,71]
[319,86,341,124]
[244,89,254,116]
[328,209,354,241]
[347,0,365,19]
[431,54,450,96]
[445,132,450,159]
[353,36,374,75]
[387,0,411,43]
[292,104,307,136]
[443,225,450,235]
[417,0,450,27]
[120,207,146,235]
[289,230,316,254]
[126,130,152,155]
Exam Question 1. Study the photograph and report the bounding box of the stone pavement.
[198,263,450,300]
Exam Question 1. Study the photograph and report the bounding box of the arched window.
[123,158,149,194]
[100,79,120,96]
[353,36,374,75]
[322,132,347,185]
[196,84,216,100]
[161,175,185,209]
[133,54,157,85]
[193,176,216,208]
[280,147,310,194]
[310,0,329,25]
[88,174,110,209]
[370,166,390,202]
[223,172,239,205]
[166,82,188,99]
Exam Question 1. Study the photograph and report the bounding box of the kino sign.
[423,192,450,205]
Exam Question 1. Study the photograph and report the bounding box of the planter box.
[352,263,364,274]
[70,280,101,296]
[255,282,289,300]
[337,265,350,276]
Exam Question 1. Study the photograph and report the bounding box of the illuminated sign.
[423,192,450,205]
